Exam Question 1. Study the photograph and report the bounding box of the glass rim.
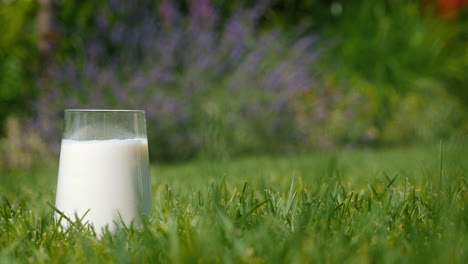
[64,109,145,113]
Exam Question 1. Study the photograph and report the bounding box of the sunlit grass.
[1,141,467,263]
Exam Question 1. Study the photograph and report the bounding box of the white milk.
[55,139,152,233]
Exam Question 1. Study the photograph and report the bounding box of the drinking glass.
[55,109,152,233]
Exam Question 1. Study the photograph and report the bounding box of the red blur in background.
[437,0,468,18]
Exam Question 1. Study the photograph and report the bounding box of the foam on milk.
[55,138,152,232]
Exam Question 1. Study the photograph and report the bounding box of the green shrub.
[315,0,467,145]
[0,0,38,135]
[383,79,466,144]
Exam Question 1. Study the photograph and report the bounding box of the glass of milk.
[55,109,152,234]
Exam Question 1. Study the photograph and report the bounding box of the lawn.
[1,140,467,263]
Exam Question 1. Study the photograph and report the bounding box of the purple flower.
[131,74,148,91]
[159,0,176,25]
[190,0,214,23]
[96,14,108,30]
[110,24,126,44]
[32,0,328,159]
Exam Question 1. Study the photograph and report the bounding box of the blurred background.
[0,0,467,171]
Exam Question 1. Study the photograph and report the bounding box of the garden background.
[1,0,466,166]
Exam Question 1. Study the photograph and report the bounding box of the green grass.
[1,140,467,263]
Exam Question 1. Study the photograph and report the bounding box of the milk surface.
[55,139,152,232]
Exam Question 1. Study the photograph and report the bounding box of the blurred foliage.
[0,0,466,164]
[0,0,38,135]
[314,0,468,144]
